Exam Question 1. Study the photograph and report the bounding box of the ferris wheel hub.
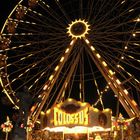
[67,19,90,39]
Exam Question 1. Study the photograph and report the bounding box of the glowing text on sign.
[54,107,89,126]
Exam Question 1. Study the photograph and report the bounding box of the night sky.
[0,0,133,125]
[0,1,139,136]
[0,1,20,138]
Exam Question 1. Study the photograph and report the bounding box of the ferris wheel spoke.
[85,51,104,109]
[96,45,140,71]
[27,7,65,28]
[10,51,62,92]
[21,17,65,33]
[84,37,140,116]
[97,53,137,85]
[45,46,81,109]
[92,0,112,23]
[7,40,67,77]
[38,0,66,27]
[13,22,65,36]
[79,0,83,18]
[0,37,69,54]
[6,41,66,61]
[31,39,77,121]
[93,1,121,27]
[92,15,137,36]
[118,65,140,85]
[92,21,131,34]
[9,18,66,33]
[94,1,139,30]
[55,0,71,23]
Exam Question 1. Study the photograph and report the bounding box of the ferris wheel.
[0,0,140,122]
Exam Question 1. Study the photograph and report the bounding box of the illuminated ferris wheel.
[0,0,140,122]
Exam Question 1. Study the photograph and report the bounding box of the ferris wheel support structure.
[50,49,82,108]
[83,37,140,118]
[31,39,76,123]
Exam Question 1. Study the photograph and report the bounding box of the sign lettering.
[54,107,88,126]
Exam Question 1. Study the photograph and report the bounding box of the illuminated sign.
[54,107,89,126]
[44,99,112,129]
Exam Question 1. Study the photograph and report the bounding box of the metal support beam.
[31,39,76,123]
[84,37,140,118]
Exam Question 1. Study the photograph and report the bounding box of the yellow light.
[137,18,140,22]
[57,104,61,108]
[81,102,87,106]
[129,9,134,12]
[121,0,125,4]
[90,46,95,51]
[49,75,54,81]
[70,39,74,45]
[55,65,59,71]
[109,69,114,75]
[93,108,99,112]
[68,98,73,102]
[96,53,101,58]
[65,48,70,53]
[106,85,109,89]
[102,61,107,67]
[45,126,89,133]
[124,89,128,95]
[103,108,111,112]
[41,111,45,115]
[60,56,64,62]
[36,120,41,124]
[116,79,121,85]
[67,19,90,39]
[113,83,117,88]
[124,46,128,49]
[132,33,136,37]
[43,84,48,90]
[131,100,137,106]
[46,109,51,114]
[85,39,90,44]
[117,65,120,68]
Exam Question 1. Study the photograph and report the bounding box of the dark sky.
[0,0,139,128]
[0,0,131,123]
[0,0,20,132]
[0,0,20,28]
[0,2,21,138]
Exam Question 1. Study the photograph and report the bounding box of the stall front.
[43,98,112,140]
